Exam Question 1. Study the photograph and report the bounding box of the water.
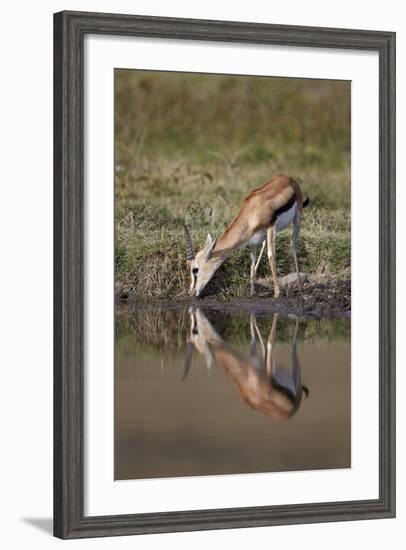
[115,306,350,480]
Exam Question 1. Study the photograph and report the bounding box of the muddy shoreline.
[119,277,351,319]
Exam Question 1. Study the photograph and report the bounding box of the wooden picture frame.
[54,10,396,539]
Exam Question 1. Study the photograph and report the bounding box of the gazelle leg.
[250,314,257,354]
[250,315,266,370]
[249,246,257,295]
[290,314,300,392]
[252,315,265,359]
[290,314,309,398]
[267,226,280,299]
[255,240,266,272]
[249,240,266,295]
[292,211,302,290]
[250,239,266,296]
[266,313,279,376]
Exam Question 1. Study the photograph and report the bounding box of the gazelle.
[184,174,309,298]
[184,309,309,421]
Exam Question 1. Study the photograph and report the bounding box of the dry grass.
[114,70,351,300]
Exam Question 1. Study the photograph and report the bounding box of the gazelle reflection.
[184,310,309,421]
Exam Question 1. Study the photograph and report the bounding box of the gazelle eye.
[192,268,199,275]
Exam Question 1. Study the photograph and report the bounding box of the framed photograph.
[54,10,396,539]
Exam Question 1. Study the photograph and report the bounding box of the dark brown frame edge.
[54,10,396,540]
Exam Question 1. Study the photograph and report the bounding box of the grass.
[115,70,351,300]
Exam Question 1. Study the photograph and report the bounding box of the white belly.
[246,202,297,247]
[248,231,266,246]
[275,202,297,232]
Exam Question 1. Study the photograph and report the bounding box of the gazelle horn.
[183,224,194,261]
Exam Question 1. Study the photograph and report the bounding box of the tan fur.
[217,175,303,252]
[215,348,294,421]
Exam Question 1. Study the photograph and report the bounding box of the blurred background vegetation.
[115,70,351,300]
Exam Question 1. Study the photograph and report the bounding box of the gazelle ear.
[204,233,214,248]
[204,233,217,260]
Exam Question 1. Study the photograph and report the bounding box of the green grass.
[114,70,351,300]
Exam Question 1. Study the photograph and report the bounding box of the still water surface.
[115,307,350,480]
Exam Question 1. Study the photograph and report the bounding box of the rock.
[280,272,308,287]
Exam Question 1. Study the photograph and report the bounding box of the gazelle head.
[185,308,221,373]
[184,225,219,297]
